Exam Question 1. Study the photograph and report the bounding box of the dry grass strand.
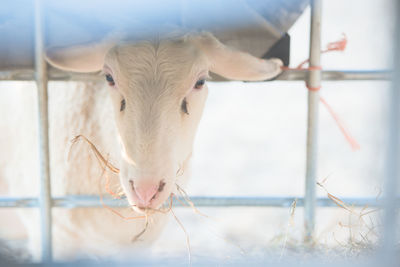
[176,184,209,218]
[70,135,120,173]
[175,185,247,255]
[317,180,381,253]
[171,206,192,266]
[132,214,149,242]
[279,199,297,260]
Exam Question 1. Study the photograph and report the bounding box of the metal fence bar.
[34,0,52,262]
[304,0,322,242]
[382,0,400,257]
[0,69,392,81]
[278,69,392,81]
[0,195,397,208]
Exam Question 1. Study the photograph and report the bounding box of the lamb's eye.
[181,98,189,115]
[105,74,115,86]
[120,99,126,112]
[194,79,205,89]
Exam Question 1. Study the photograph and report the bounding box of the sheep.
[1,32,282,261]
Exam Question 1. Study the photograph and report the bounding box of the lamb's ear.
[45,34,122,73]
[46,42,113,73]
[190,32,283,81]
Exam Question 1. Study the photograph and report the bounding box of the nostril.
[129,180,134,192]
[158,180,166,192]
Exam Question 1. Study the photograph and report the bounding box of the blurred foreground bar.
[0,69,392,81]
[0,195,398,208]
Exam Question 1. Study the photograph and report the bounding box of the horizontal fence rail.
[278,69,392,81]
[0,69,392,81]
[0,195,398,208]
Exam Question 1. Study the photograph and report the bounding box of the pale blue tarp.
[0,0,308,70]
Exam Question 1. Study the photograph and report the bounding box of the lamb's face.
[103,40,209,211]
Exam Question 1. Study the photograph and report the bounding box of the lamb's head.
[46,32,283,211]
[103,39,209,210]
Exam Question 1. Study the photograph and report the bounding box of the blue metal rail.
[0,195,396,208]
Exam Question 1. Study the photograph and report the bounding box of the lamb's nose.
[130,180,166,207]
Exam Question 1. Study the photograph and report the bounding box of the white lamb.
[0,32,282,261]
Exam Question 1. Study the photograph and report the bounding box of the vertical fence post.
[382,0,400,261]
[34,0,52,262]
[304,0,322,242]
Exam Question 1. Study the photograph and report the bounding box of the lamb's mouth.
[133,206,155,215]
[130,194,173,215]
